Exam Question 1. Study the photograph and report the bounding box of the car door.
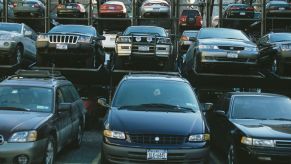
[258,35,274,66]
[22,25,37,59]
[55,87,73,147]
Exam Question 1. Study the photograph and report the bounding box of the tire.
[194,55,203,73]
[272,58,285,75]
[43,136,56,164]
[9,45,23,65]
[72,124,83,148]
[227,144,238,164]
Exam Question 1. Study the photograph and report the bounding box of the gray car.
[140,0,171,17]
[0,23,36,66]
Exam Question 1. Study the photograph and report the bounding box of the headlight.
[8,130,37,142]
[157,38,171,44]
[37,34,49,41]
[198,45,219,49]
[281,44,290,51]
[103,130,126,140]
[116,36,131,43]
[241,136,275,147]
[244,47,258,52]
[188,134,210,142]
[78,36,91,43]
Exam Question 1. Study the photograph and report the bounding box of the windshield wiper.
[0,106,30,111]
[272,118,291,121]
[275,40,291,42]
[138,103,195,112]
[224,38,244,40]
[237,117,267,120]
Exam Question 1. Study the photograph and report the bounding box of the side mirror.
[117,32,122,36]
[97,35,106,40]
[201,103,213,112]
[97,98,109,108]
[58,103,71,112]
[214,110,226,117]
[24,31,32,36]
[189,37,197,42]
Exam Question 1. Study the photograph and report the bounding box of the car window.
[232,96,291,120]
[0,23,22,33]
[56,89,65,104]
[270,33,291,42]
[123,26,167,37]
[198,28,250,41]
[69,85,80,101]
[60,86,75,103]
[113,80,199,111]
[0,86,53,112]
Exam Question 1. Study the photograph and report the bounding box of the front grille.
[215,57,248,62]
[49,35,79,44]
[218,46,244,51]
[276,140,291,148]
[132,45,155,55]
[129,134,186,145]
[132,36,156,44]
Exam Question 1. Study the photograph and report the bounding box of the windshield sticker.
[11,90,18,94]
[37,106,49,110]
[153,89,161,96]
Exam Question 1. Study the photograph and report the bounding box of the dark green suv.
[0,70,86,164]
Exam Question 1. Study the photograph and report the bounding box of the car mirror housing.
[58,103,71,112]
[98,98,109,108]
[215,110,226,117]
[24,31,32,36]
[97,35,106,40]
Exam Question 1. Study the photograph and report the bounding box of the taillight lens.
[196,16,203,27]
[13,2,17,7]
[76,4,81,11]
[160,3,169,7]
[57,4,64,9]
[180,36,189,41]
[179,16,187,23]
[115,5,123,10]
[230,6,240,10]
[144,3,152,6]
[246,7,254,11]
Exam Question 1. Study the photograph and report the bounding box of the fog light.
[3,42,9,46]
[257,156,271,161]
[17,155,29,164]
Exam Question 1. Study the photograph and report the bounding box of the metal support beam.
[261,0,266,36]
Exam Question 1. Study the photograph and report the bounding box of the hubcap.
[272,59,277,73]
[77,126,82,145]
[228,145,234,164]
[16,49,21,64]
[45,140,54,164]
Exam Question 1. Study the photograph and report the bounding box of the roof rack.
[127,71,182,77]
[10,70,66,80]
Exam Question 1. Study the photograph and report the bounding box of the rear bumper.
[103,143,209,164]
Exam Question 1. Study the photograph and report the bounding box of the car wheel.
[227,144,238,164]
[72,124,83,148]
[272,59,284,75]
[43,136,56,164]
[194,55,203,73]
[9,45,23,65]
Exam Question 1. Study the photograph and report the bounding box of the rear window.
[270,33,291,42]
[181,10,200,17]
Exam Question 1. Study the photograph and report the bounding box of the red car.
[99,1,127,18]
[179,9,202,31]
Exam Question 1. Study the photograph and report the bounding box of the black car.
[0,70,86,164]
[98,73,211,164]
[182,28,258,75]
[257,32,291,75]
[223,4,255,18]
[13,0,45,17]
[266,1,291,17]
[57,2,87,18]
[36,24,105,68]
[206,92,291,163]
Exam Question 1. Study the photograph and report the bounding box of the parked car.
[0,22,36,66]
[179,30,199,53]
[0,0,14,17]
[182,28,258,75]
[179,9,203,31]
[99,1,127,18]
[57,2,87,18]
[115,25,173,69]
[13,0,45,17]
[223,4,255,18]
[266,1,291,17]
[0,70,86,164]
[206,92,291,163]
[257,32,291,75]
[36,24,105,68]
[140,0,170,17]
[99,73,211,164]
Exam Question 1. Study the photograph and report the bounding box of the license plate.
[147,149,167,160]
[227,52,238,58]
[240,12,246,15]
[66,6,73,9]
[279,7,285,10]
[153,8,160,11]
[56,43,68,50]
[138,46,149,51]
[109,6,115,9]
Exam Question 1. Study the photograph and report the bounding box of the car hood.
[0,30,20,37]
[199,38,257,47]
[232,119,291,139]
[0,111,52,138]
[109,108,204,135]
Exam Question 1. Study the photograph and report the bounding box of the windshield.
[232,96,291,120]
[198,28,250,41]
[49,25,96,36]
[123,26,167,37]
[112,80,199,112]
[270,33,291,42]
[0,86,53,113]
[0,24,22,33]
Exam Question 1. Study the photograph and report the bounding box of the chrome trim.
[49,35,79,44]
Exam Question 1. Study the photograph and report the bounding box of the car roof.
[121,73,187,83]
[128,25,165,29]
[0,77,70,88]
[226,92,287,99]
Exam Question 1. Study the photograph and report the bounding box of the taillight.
[100,4,107,10]
[230,6,240,10]
[246,7,254,11]
[144,3,152,6]
[13,2,17,7]
[196,16,203,27]
[179,16,187,23]
[115,5,123,10]
[32,3,40,8]
[160,3,169,7]
[180,35,189,41]
[76,4,81,11]
[57,4,64,9]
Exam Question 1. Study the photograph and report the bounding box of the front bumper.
[0,139,47,164]
[103,143,209,164]
[240,146,291,163]
[116,43,171,58]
